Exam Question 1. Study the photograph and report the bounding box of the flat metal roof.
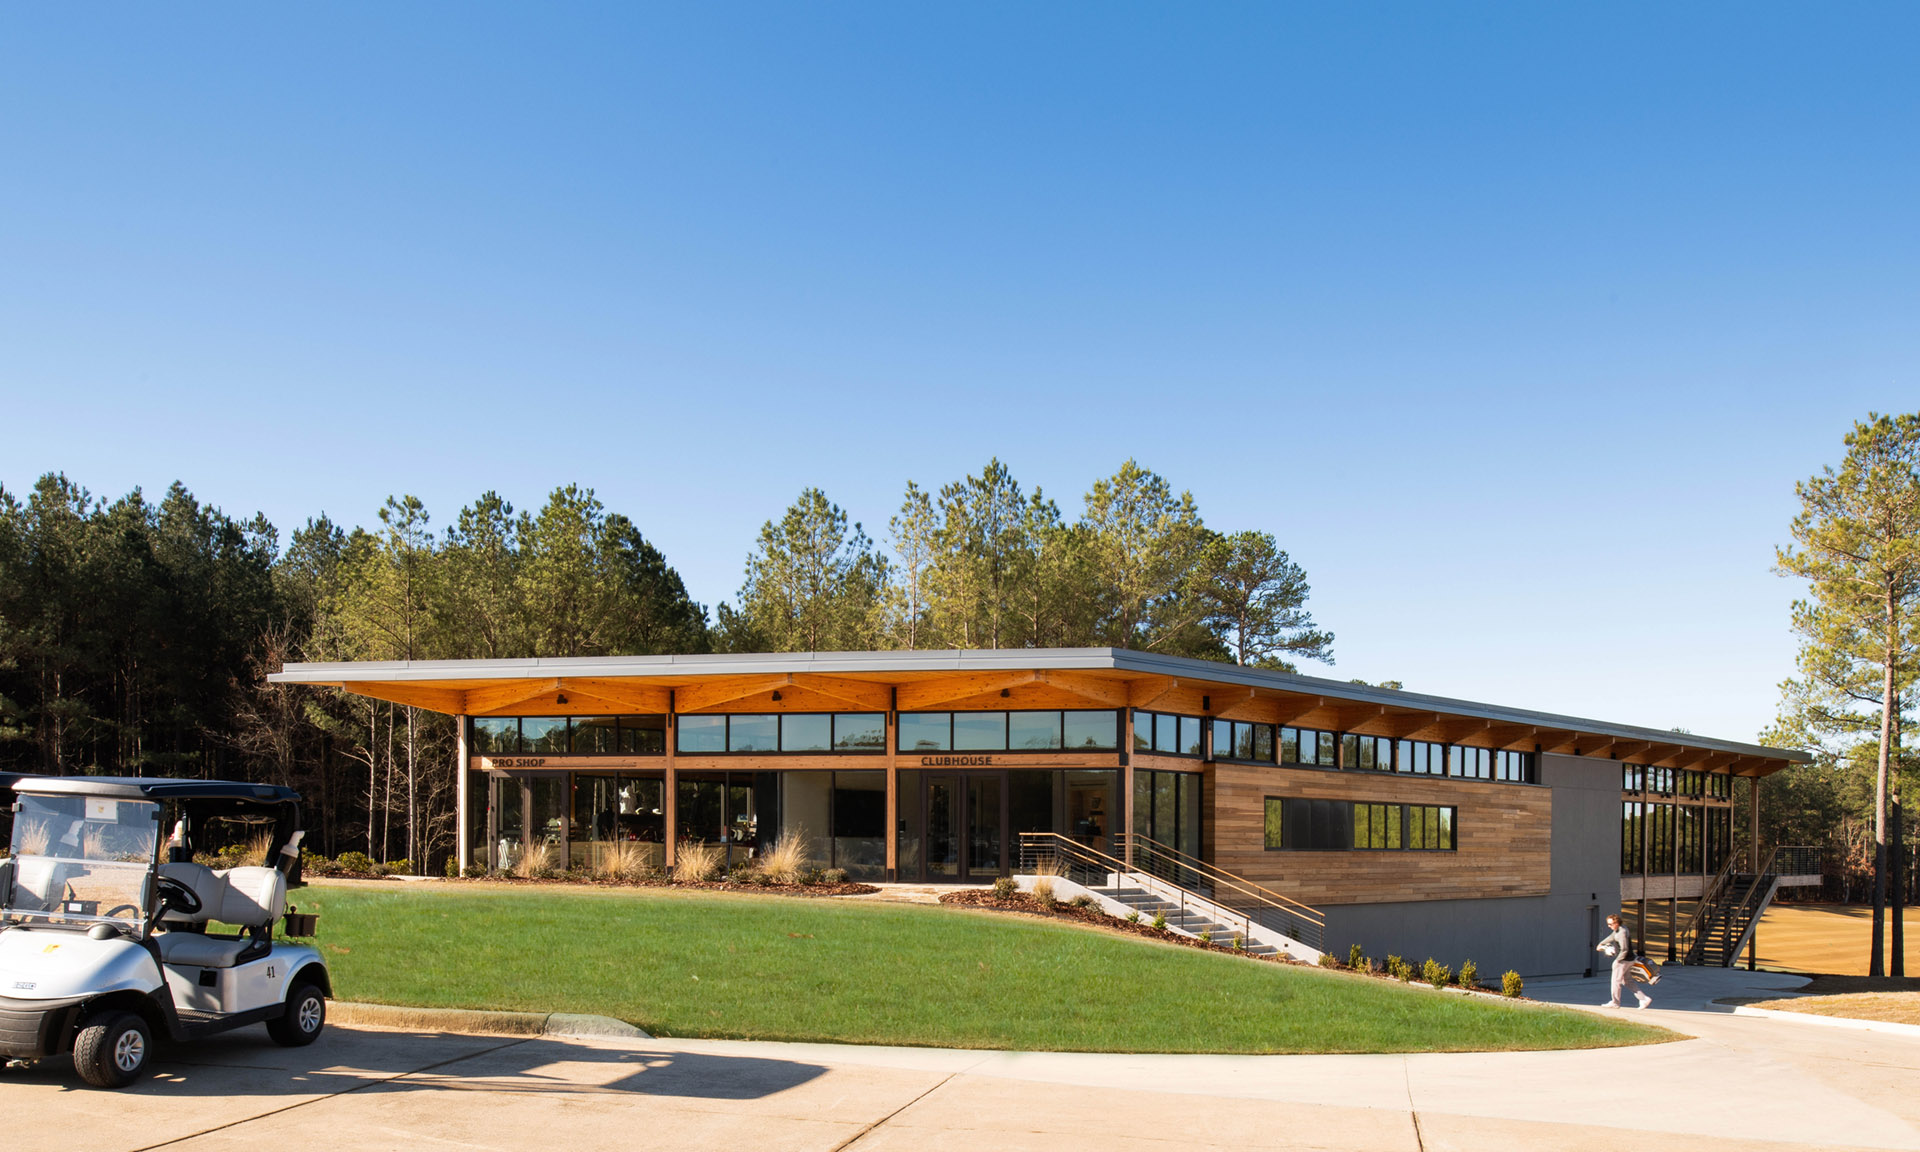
[271,647,1807,766]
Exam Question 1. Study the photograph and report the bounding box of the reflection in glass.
[523,718,569,755]
[572,717,620,755]
[1009,712,1061,750]
[780,714,831,752]
[966,775,1002,880]
[833,713,886,751]
[472,718,520,755]
[899,713,950,751]
[926,779,958,877]
[954,712,1007,751]
[620,716,667,755]
[677,715,726,753]
[1063,710,1117,750]
[729,714,778,753]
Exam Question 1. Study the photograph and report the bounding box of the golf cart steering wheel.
[155,875,202,917]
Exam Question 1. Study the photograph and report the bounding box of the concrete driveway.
[4,989,1918,1152]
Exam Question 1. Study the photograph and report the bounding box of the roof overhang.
[269,648,1810,777]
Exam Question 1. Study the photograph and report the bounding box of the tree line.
[0,459,1332,872]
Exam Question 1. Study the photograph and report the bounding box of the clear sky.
[3,5,1915,744]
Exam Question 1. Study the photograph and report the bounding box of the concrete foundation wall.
[1319,752,1623,977]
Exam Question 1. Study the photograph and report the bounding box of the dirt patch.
[1746,991,1920,1026]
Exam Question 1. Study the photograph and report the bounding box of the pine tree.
[1777,412,1920,977]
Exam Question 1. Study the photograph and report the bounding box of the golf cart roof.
[0,774,299,804]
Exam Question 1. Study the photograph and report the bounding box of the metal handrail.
[1679,850,1745,963]
[1015,832,1255,943]
[1017,831,1325,951]
[1685,846,1779,966]
[1118,833,1325,925]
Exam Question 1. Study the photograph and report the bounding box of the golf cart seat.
[155,864,287,969]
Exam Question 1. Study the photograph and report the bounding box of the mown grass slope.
[300,882,1670,1054]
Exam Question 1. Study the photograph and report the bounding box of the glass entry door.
[490,772,569,871]
[922,773,1007,882]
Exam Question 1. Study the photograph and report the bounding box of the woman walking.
[1597,913,1652,1009]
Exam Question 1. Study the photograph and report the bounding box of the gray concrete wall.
[1319,753,1623,977]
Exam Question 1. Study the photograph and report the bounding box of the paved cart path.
[3,990,1916,1152]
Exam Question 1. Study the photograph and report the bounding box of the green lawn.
[297,882,1669,1054]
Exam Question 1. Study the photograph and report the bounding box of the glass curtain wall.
[568,773,667,873]
[774,770,887,879]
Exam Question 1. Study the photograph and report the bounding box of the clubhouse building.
[269,648,1810,976]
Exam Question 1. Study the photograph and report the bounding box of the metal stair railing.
[1015,832,1260,945]
[1690,847,1784,967]
[1679,850,1748,965]
[1117,833,1326,952]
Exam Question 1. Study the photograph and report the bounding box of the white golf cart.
[0,774,330,1087]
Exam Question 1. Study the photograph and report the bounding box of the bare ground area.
[1750,903,1920,976]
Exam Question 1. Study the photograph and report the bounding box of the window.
[1063,711,1119,750]
[677,713,889,754]
[902,711,1121,754]
[834,714,886,751]
[1133,769,1204,866]
[1280,727,1337,768]
[1134,711,1203,758]
[1210,719,1276,763]
[1264,797,1456,851]
[1343,734,1394,772]
[1621,801,1645,875]
[1494,750,1534,783]
[469,716,667,757]
[1401,740,1445,775]
[1453,746,1492,780]
[1622,764,1644,793]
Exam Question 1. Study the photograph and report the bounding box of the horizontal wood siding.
[1210,763,1553,906]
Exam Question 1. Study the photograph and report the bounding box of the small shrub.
[335,851,375,875]
[463,864,488,879]
[1422,958,1451,989]
[301,852,335,876]
[1501,970,1524,998]
[1126,910,1142,923]
[1151,910,1167,930]
[1230,933,1244,951]
[1031,878,1056,907]
[386,858,414,875]
[1348,943,1366,971]
[1459,959,1479,989]
[1198,928,1214,946]
[1069,894,1094,909]
[1387,955,1413,982]
[1317,952,1342,968]
[820,867,848,885]
[992,876,1019,899]
[674,840,723,883]
[444,856,459,878]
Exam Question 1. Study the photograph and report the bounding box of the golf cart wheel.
[73,1011,151,1089]
[268,981,326,1047]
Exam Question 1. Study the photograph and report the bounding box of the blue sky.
[3,5,1915,742]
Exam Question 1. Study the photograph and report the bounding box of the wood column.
[663,702,677,871]
[453,715,469,873]
[1748,774,1761,969]
[1121,708,1135,867]
[884,705,898,879]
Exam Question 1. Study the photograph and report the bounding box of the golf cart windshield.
[3,793,160,929]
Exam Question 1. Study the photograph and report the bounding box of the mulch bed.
[312,873,880,897]
[1793,974,1920,995]
[938,889,1302,963]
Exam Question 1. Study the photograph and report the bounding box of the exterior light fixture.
[771,690,782,701]
[555,693,569,705]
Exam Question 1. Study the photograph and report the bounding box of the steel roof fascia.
[267,647,1808,764]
